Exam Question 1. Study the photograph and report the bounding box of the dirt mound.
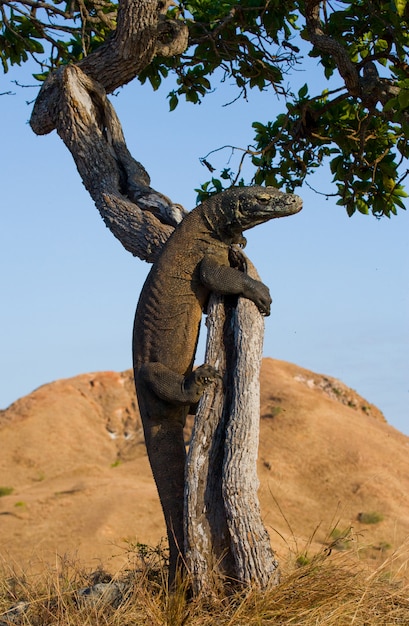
[0,359,408,575]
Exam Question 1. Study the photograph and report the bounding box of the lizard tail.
[142,418,187,586]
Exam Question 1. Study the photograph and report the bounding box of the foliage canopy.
[1,0,408,217]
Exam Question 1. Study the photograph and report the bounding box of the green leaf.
[32,72,48,81]
[373,196,386,215]
[324,66,334,80]
[211,178,223,192]
[330,155,343,175]
[168,92,178,111]
[398,88,409,110]
[356,199,369,214]
[392,186,409,198]
[394,0,407,17]
[383,97,398,113]
[185,90,199,104]
[392,196,407,209]
[298,83,308,99]
[149,72,161,91]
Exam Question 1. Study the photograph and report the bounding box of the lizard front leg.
[200,256,272,316]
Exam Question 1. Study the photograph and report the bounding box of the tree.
[1,0,408,592]
[2,0,408,215]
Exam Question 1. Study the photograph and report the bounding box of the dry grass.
[0,540,408,626]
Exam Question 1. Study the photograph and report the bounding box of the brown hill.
[0,359,408,578]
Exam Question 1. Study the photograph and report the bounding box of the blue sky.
[1,59,408,435]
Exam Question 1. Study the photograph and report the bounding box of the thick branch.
[304,0,406,115]
[78,0,187,91]
[54,64,185,261]
[304,0,360,96]
[30,0,188,135]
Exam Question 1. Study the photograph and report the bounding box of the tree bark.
[29,0,279,592]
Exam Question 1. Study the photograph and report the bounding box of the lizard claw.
[194,364,222,385]
[183,364,222,403]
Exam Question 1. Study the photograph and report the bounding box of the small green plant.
[14,501,26,508]
[329,527,353,551]
[296,553,311,567]
[357,512,384,524]
[0,486,14,497]
[374,541,392,552]
[263,405,282,419]
[110,459,122,468]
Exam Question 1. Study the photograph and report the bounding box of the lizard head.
[226,186,303,231]
[201,185,302,244]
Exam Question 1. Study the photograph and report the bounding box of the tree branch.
[54,65,185,260]
[304,0,360,96]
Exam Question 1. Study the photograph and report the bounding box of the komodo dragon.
[132,185,302,583]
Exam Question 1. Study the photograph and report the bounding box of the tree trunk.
[185,268,279,593]
[184,294,234,591]
[29,0,279,592]
[222,292,279,588]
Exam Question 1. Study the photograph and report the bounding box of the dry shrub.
[0,540,408,626]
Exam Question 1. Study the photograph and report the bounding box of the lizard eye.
[257,194,270,204]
